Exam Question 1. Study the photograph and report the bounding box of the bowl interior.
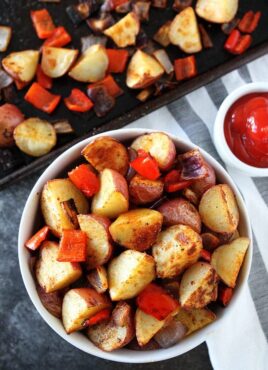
[18,128,252,363]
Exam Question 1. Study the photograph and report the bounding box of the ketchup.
[224,93,268,168]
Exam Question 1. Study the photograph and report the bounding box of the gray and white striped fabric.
[126,54,268,370]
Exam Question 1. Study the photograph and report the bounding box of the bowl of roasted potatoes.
[18,128,252,363]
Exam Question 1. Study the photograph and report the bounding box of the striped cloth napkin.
[126,54,268,370]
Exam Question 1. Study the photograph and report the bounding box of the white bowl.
[18,128,252,363]
[214,82,268,177]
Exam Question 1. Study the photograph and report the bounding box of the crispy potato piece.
[68,44,108,83]
[199,184,239,234]
[0,103,25,148]
[36,284,64,318]
[129,174,164,205]
[14,118,56,157]
[82,136,129,176]
[126,49,164,89]
[41,179,89,236]
[135,309,165,346]
[174,307,216,335]
[182,188,199,206]
[104,12,140,48]
[109,209,163,251]
[211,237,249,288]
[36,241,82,293]
[154,319,187,348]
[153,21,171,47]
[131,132,176,170]
[41,47,78,78]
[169,7,202,53]
[62,288,111,334]
[87,266,108,294]
[157,198,201,233]
[196,0,238,23]
[2,50,39,82]
[0,26,12,52]
[78,214,113,270]
[108,250,155,300]
[190,162,216,198]
[91,168,129,219]
[201,232,220,251]
[152,225,202,278]
[88,301,135,351]
[179,262,218,309]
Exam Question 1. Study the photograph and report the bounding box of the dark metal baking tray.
[1,0,268,189]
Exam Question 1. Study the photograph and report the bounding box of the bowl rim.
[18,128,253,363]
[214,82,268,177]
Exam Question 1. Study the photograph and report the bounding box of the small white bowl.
[18,128,252,363]
[214,82,268,177]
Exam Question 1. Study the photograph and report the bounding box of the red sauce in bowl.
[224,93,268,168]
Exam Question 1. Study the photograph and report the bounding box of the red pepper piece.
[238,11,261,34]
[68,164,100,197]
[111,0,129,8]
[224,29,241,52]
[218,286,233,307]
[64,88,94,113]
[36,65,52,89]
[137,283,179,321]
[57,230,87,262]
[25,82,61,114]
[43,26,72,48]
[88,75,123,98]
[130,151,160,180]
[233,34,252,55]
[164,169,192,192]
[200,249,211,262]
[25,226,50,251]
[106,49,129,73]
[31,9,55,39]
[174,56,197,81]
[83,308,111,327]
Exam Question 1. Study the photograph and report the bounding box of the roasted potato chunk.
[88,301,135,351]
[0,26,12,52]
[41,179,89,236]
[36,284,64,318]
[78,214,113,270]
[104,12,140,48]
[179,262,218,309]
[41,47,78,78]
[91,168,129,219]
[108,250,155,300]
[157,198,201,233]
[174,307,216,335]
[154,319,187,348]
[129,175,164,205]
[191,162,216,198]
[131,132,176,170]
[152,225,202,279]
[35,241,82,293]
[87,266,108,294]
[135,308,165,346]
[169,7,202,53]
[211,237,249,288]
[199,184,239,234]
[82,136,129,176]
[62,288,111,333]
[2,50,39,82]
[153,21,171,47]
[109,209,163,251]
[196,0,238,24]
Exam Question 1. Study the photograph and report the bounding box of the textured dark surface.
[1,0,268,187]
[0,171,213,370]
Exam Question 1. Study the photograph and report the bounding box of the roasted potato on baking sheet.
[211,237,249,288]
[88,301,135,351]
[2,50,39,82]
[196,0,239,24]
[174,307,216,335]
[42,47,78,78]
[108,250,155,300]
[87,266,108,294]
[153,21,171,47]
[152,224,202,278]
[129,175,164,205]
[36,241,82,293]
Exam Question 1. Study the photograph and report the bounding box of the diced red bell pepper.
[218,286,233,307]
[57,230,87,262]
[25,226,50,251]
[137,283,179,321]
[174,56,197,81]
[130,151,160,180]
[36,65,52,90]
[25,82,61,114]
[164,169,192,192]
[111,0,129,8]
[83,308,111,327]
[233,34,252,55]
[31,9,55,39]
[224,29,252,55]
[106,49,129,73]
[200,249,211,262]
[64,88,94,113]
[43,26,72,48]
[88,75,123,98]
[238,11,261,34]
[68,164,100,197]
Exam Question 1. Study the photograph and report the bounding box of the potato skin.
[129,174,164,205]
[36,284,64,318]
[152,224,202,278]
[191,162,216,198]
[157,198,201,233]
[0,104,24,148]
[174,308,216,335]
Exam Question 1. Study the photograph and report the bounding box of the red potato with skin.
[87,266,108,293]
[190,162,216,198]
[36,284,64,318]
[0,104,24,147]
[129,174,164,205]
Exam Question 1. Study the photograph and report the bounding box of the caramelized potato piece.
[154,320,187,348]
[87,266,108,293]
[174,307,216,335]
[129,175,164,205]
[153,21,171,47]
[41,47,78,78]
[36,284,64,318]
[196,0,238,23]
[2,50,39,82]
[0,26,12,52]
[135,308,165,346]
[190,162,216,198]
